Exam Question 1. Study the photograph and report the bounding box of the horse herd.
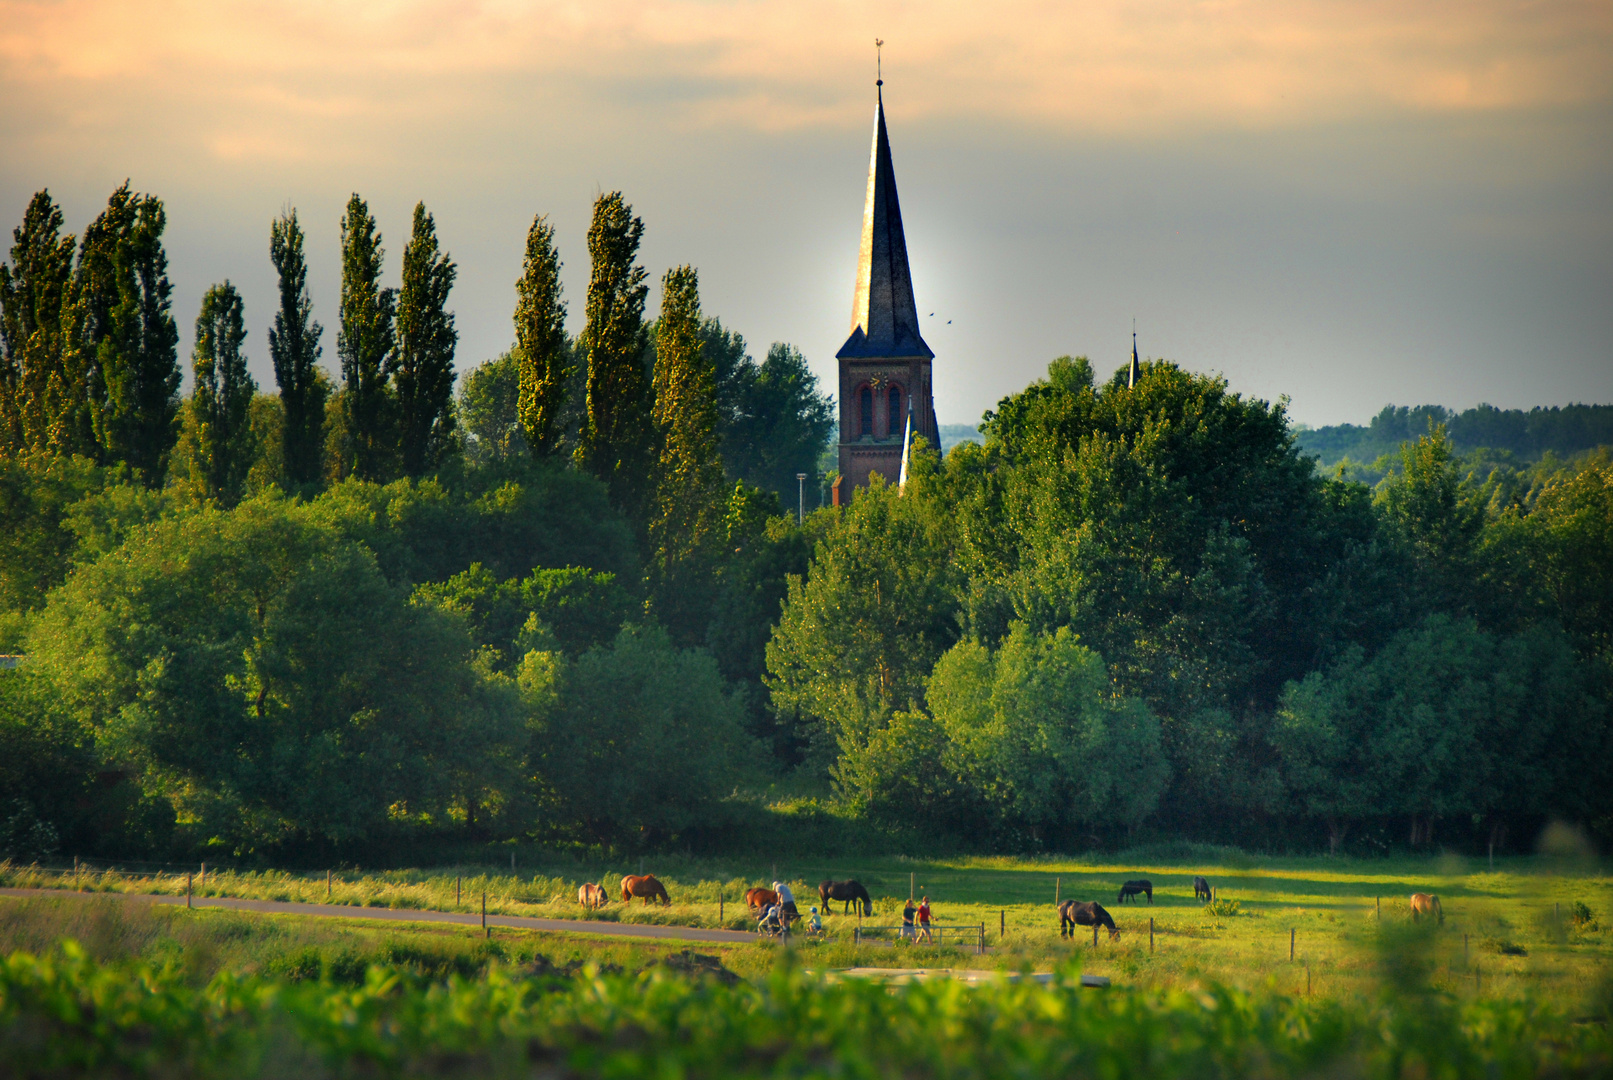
[576,875,873,916]
[578,873,1447,935]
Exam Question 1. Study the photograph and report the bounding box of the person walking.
[917,896,933,944]
[901,898,916,943]
[773,881,799,925]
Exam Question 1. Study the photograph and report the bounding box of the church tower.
[835,83,936,496]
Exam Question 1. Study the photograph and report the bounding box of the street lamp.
[796,473,808,525]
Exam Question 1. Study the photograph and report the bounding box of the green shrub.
[1206,898,1242,918]
[6,939,1606,1079]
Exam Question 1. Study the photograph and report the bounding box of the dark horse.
[818,879,872,916]
[1194,876,1212,903]
[1060,900,1119,940]
[1117,879,1153,904]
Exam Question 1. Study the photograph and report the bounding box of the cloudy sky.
[3,0,1610,428]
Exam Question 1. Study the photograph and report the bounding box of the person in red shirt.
[917,896,932,944]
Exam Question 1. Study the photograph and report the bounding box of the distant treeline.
[1298,403,1613,467]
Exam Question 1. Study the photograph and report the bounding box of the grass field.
[4,847,1609,1008]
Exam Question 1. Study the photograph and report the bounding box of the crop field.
[5,848,1609,1007]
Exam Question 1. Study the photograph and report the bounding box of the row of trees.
[0,183,836,858]
[766,358,1613,851]
[4,185,1610,860]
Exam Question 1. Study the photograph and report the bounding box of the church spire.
[837,81,932,361]
[1129,321,1141,389]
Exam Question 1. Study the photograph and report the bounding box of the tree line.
[1,185,1609,863]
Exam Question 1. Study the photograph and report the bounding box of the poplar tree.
[574,192,651,513]
[647,265,726,640]
[0,191,76,458]
[394,202,458,476]
[176,281,255,505]
[268,208,327,488]
[513,214,568,457]
[336,194,396,481]
[67,183,181,484]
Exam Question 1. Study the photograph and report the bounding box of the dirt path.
[0,887,760,945]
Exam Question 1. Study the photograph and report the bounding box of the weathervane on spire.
[875,38,884,86]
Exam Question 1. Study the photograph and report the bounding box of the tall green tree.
[175,282,256,506]
[766,463,962,762]
[336,194,396,481]
[647,265,725,639]
[574,192,651,512]
[64,183,181,484]
[268,208,327,488]
[0,190,76,458]
[923,624,1168,839]
[457,351,522,465]
[1374,422,1485,615]
[513,214,569,457]
[394,202,457,476]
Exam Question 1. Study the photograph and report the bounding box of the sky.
[2,0,1610,429]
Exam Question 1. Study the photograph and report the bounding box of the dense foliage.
[1,185,1610,862]
[1,942,1608,1079]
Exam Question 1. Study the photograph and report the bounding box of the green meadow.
[6,847,1608,1007]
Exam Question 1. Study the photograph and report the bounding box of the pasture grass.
[4,848,1609,1009]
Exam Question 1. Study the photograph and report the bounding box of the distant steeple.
[1129,322,1141,389]
[837,84,933,361]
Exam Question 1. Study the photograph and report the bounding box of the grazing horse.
[818,880,872,917]
[621,874,670,906]
[1060,900,1120,940]
[578,882,608,909]
[1117,879,1153,904]
[1409,893,1443,923]
[1194,876,1212,903]
[746,887,780,912]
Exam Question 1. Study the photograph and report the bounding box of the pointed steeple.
[837,86,933,361]
[1129,323,1141,389]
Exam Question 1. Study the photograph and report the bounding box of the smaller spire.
[1129,320,1141,389]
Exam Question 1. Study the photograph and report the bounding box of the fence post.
[910,872,914,901]
[1000,910,1005,940]
[1376,896,1380,920]
[327,869,332,898]
[1150,917,1154,954]
[200,862,205,889]
[719,896,724,924]
[1055,877,1060,905]
[854,926,860,947]
[186,872,192,909]
[482,891,488,939]
[74,855,80,891]
[456,875,461,906]
[979,923,985,954]
[1290,927,1295,961]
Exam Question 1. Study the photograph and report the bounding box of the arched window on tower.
[860,385,874,438]
[888,385,903,438]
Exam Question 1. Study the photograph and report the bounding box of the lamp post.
[796,473,807,524]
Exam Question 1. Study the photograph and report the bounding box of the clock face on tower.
[835,83,936,494]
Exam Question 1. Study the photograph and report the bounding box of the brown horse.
[1060,900,1120,940]
[746,887,780,911]
[621,874,670,906]
[578,882,608,909]
[1409,893,1443,923]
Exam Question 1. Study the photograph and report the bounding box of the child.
[806,906,823,934]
